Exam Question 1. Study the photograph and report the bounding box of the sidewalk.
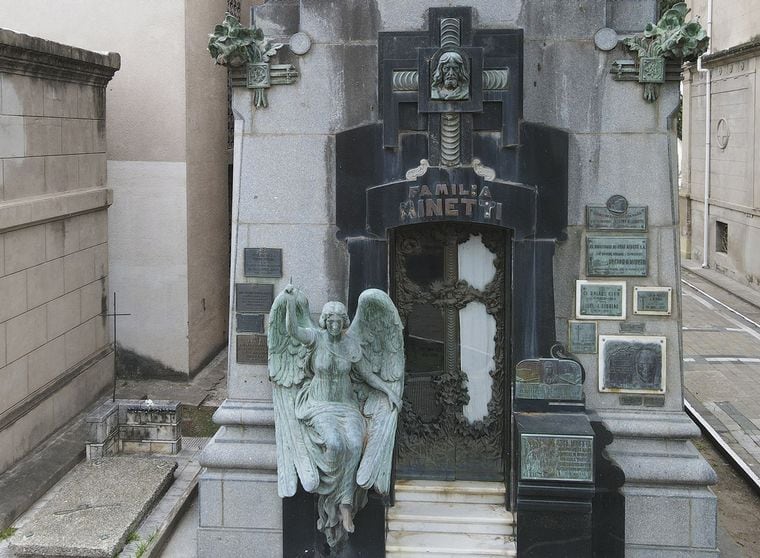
[680,262,760,482]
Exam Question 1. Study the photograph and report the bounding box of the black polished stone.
[516,413,596,558]
[283,485,385,558]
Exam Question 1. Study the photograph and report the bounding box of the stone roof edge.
[701,38,760,68]
[0,27,120,86]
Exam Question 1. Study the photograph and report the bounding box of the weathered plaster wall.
[185,0,232,374]
[688,0,757,53]
[0,29,118,474]
[0,0,234,376]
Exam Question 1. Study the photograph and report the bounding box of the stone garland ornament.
[618,2,708,102]
[207,13,299,108]
[267,286,404,548]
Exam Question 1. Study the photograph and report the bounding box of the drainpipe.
[698,0,713,268]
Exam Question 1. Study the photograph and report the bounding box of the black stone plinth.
[516,413,596,558]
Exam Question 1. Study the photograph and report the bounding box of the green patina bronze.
[623,2,708,102]
[208,13,297,108]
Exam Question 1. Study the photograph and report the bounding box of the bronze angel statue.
[268,285,404,547]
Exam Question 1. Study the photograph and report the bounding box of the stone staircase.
[386,480,517,557]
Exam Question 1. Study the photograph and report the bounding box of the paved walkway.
[681,261,760,481]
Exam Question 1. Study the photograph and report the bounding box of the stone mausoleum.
[198,1,719,556]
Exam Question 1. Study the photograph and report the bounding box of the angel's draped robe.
[294,329,367,543]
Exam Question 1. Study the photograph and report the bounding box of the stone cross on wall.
[380,8,517,168]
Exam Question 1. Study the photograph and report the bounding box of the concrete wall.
[0,29,118,474]
[0,1,233,376]
[681,1,760,287]
[688,0,757,53]
[185,0,233,374]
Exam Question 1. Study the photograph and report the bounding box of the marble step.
[387,480,515,557]
[385,543,517,558]
[385,531,514,556]
[388,503,515,535]
[393,480,506,505]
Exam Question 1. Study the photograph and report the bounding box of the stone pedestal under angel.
[268,285,405,547]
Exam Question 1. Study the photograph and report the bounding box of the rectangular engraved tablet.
[587,236,647,277]
[568,320,597,354]
[586,206,647,231]
[633,286,672,315]
[236,334,268,364]
[598,335,666,394]
[520,434,594,482]
[244,248,283,278]
[576,280,626,320]
[237,313,265,333]
[236,283,274,313]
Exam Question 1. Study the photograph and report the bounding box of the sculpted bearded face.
[431,51,470,100]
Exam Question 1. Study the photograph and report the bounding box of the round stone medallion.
[594,28,619,51]
[289,32,312,55]
[606,195,629,215]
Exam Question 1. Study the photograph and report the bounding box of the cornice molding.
[0,28,120,86]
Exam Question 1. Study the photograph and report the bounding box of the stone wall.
[0,29,119,474]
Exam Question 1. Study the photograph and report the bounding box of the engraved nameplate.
[619,322,646,334]
[237,313,265,333]
[634,286,672,315]
[520,434,594,482]
[236,334,268,364]
[515,359,583,401]
[576,280,626,320]
[244,248,283,278]
[586,206,648,231]
[236,283,274,313]
[568,320,597,354]
[587,236,647,277]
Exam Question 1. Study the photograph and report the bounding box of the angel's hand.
[387,391,402,411]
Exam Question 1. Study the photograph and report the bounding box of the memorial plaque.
[633,286,672,315]
[599,335,666,393]
[586,206,647,231]
[586,236,648,277]
[568,320,597,354]
[236,283,274,313]
[244,248,283,278]
[520,434,594,482]
[619,322,646,334]
[515,358,584,401]
[576,280,626,320]
[236,334,268,364]
[237,313,265,333]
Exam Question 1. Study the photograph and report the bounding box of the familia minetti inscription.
[400,181,503,222]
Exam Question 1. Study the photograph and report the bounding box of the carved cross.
[380,9,514,167]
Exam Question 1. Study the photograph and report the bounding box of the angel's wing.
[268,288,320,497]
[349,289,405,495]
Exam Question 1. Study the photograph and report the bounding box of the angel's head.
[319,301,350,337]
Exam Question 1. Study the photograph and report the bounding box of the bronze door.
[392,223,510,481]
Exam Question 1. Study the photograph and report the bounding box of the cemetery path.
[681,263,760,556]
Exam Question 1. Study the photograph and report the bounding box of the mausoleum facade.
[199,2,719,556]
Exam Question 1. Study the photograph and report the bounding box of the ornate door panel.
[393,224,509,481]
